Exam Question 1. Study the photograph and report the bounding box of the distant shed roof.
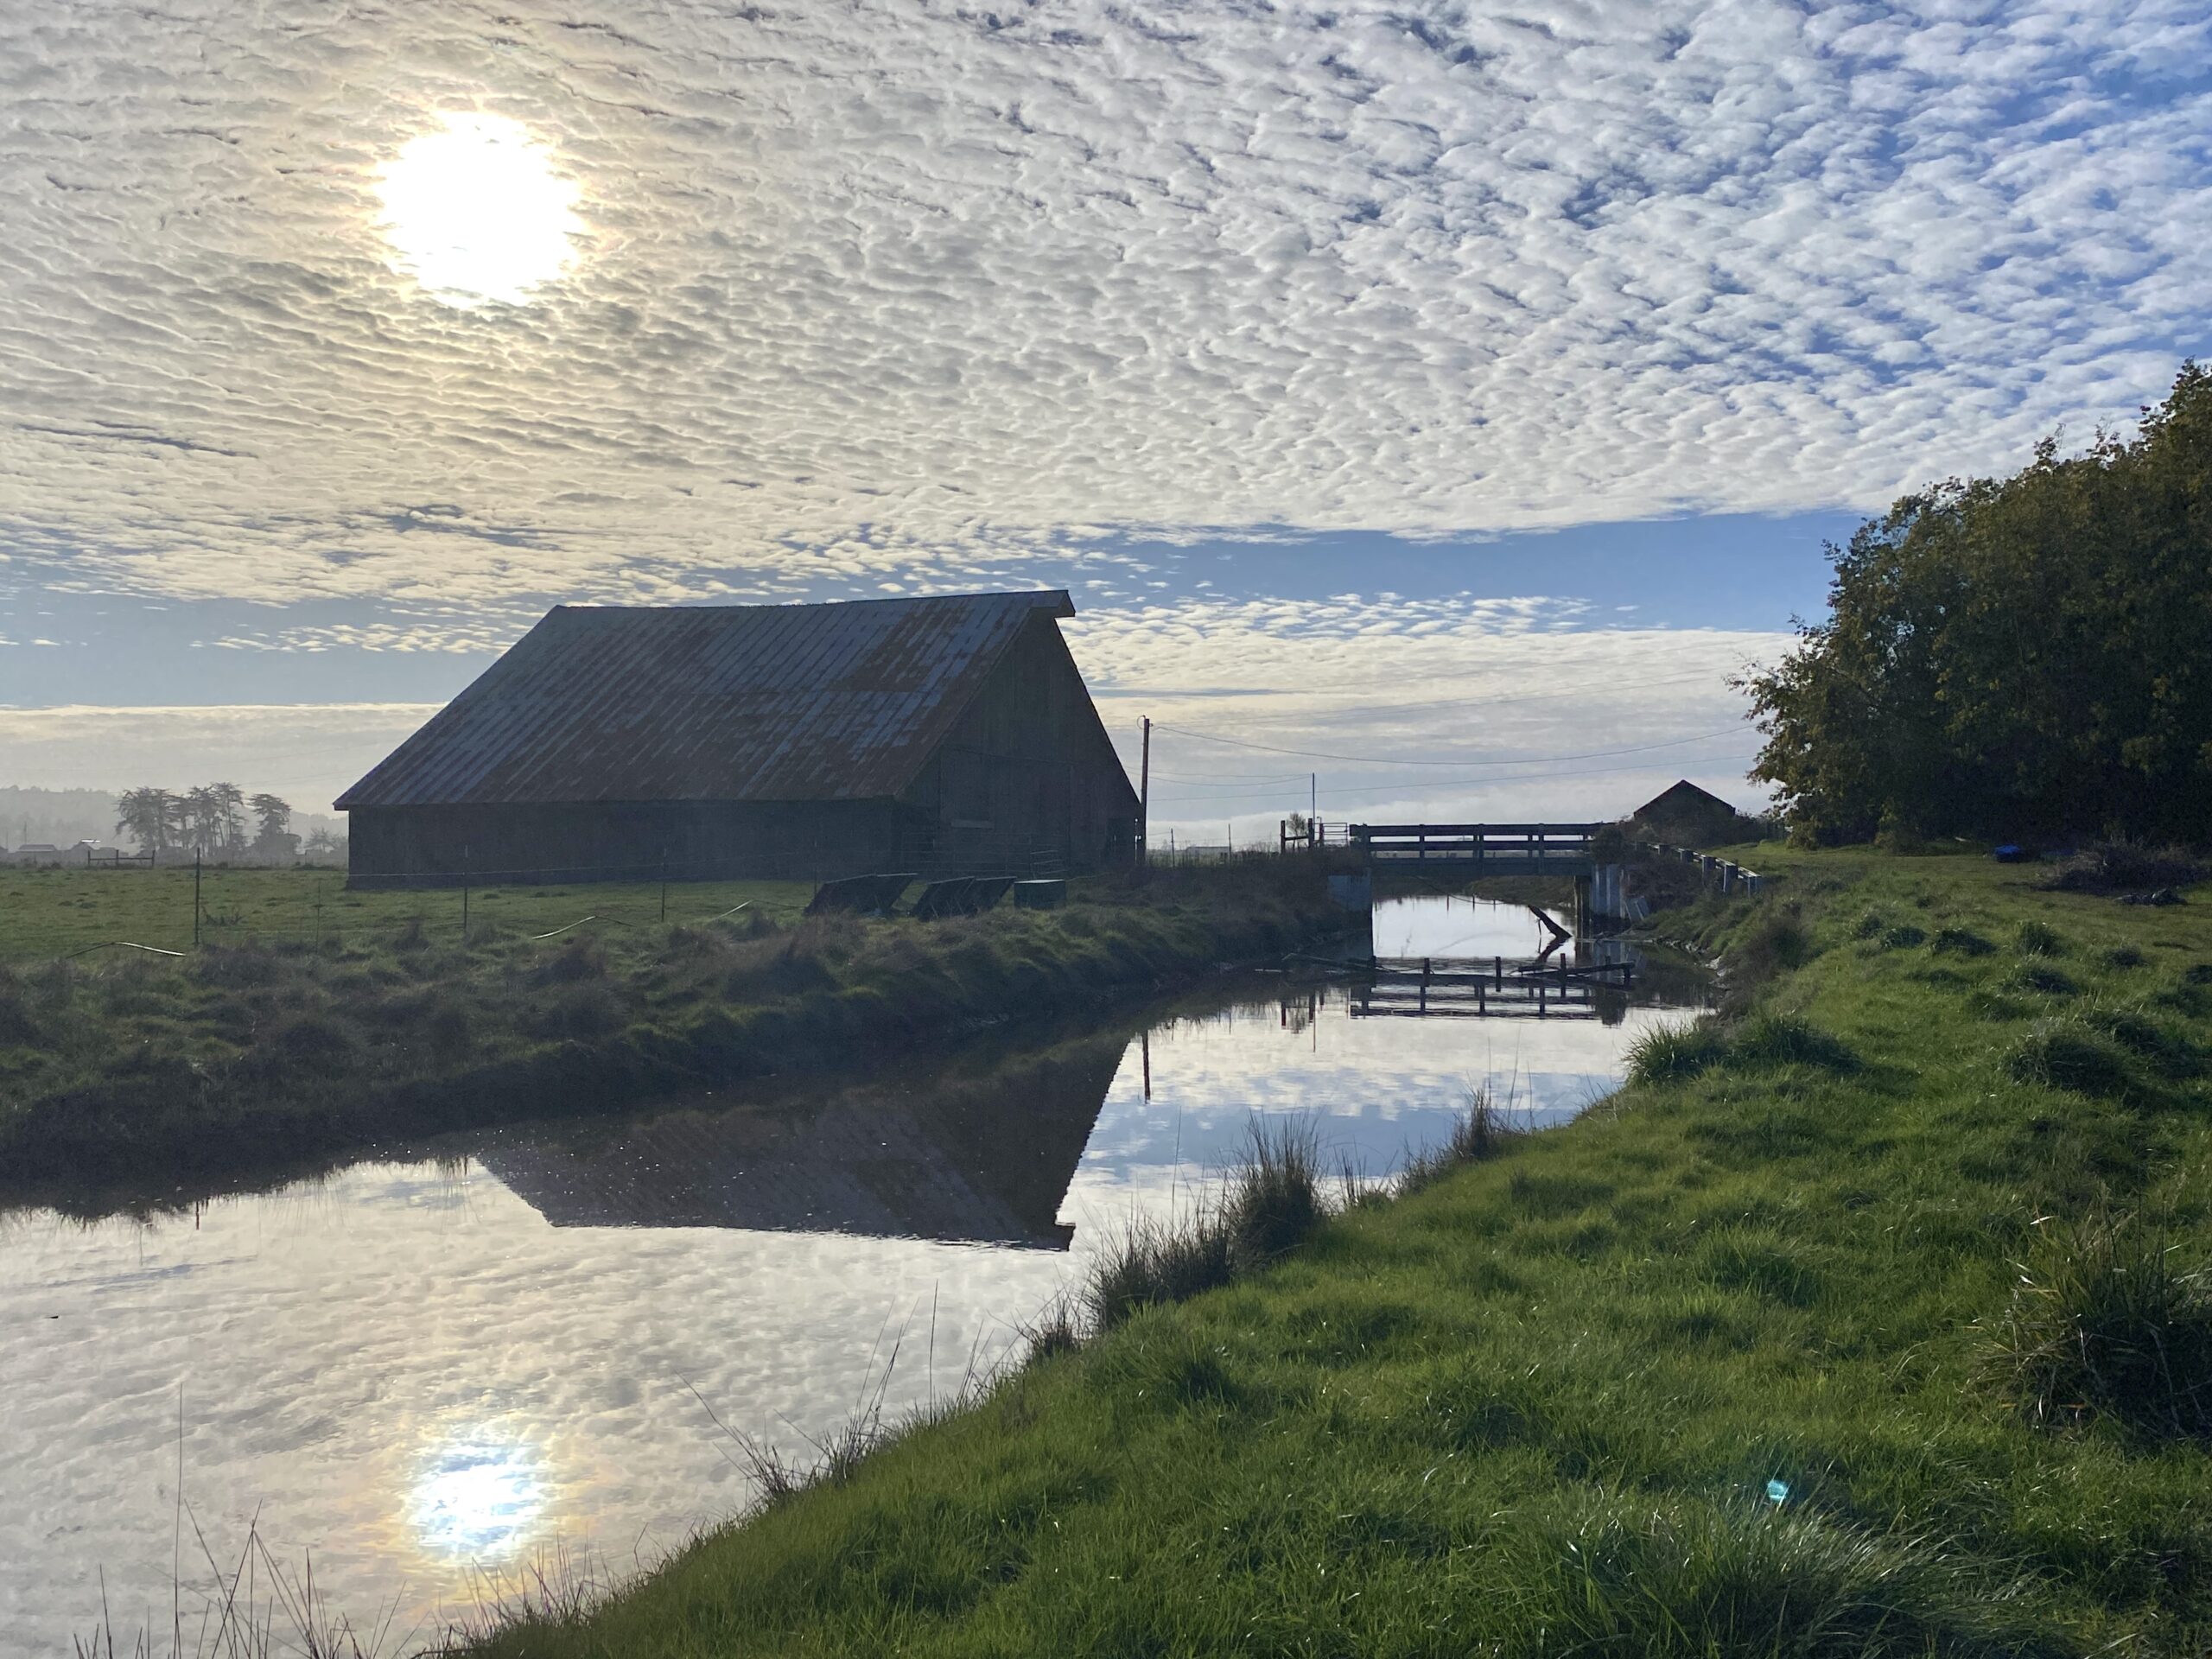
[1634,779,1738,822]
[338,590,1077,810]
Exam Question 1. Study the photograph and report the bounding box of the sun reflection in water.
[410,1429,549,1560]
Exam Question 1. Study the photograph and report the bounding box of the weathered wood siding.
[899,612,1140,870]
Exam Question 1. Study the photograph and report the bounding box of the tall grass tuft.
[1519,1498,2075,1658]
[1729,1011,1861,1073]
[1397,1089,1528,1196]
[1721,904,1813,998]
[1017,1294,1082,1367]
[1930,925,1995,957]
[1627,1018,1727,1085]
[1089,1102,1539,1332]
[2005,1019,2132,1098]
[2007,961,2079,997]
[1981,1211,2212,1440]
[1219,1119,1326,1270]
[2082,1001,2204,1079]
[1084,1208,1235,1332]
[2017,920,2067,958]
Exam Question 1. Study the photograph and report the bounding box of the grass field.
[0,865,817,963]
[0,859,1348,1211]
[452,849,2212,1658]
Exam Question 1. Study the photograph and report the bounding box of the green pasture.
[0,865,817,963]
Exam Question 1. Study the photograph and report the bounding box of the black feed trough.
[911,875,1015,920]
[806,872,918,917]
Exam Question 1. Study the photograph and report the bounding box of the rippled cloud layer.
[3,0,2207,607]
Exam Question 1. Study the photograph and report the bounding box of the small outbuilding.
[1631,779,1748,847]
[337,590,1141,887]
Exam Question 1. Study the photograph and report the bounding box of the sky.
[1,0,2207,837]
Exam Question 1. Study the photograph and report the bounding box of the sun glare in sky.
[375,111,582,305]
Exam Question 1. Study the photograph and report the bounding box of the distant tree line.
[111,785,341,859]
[1745,363,2212,846]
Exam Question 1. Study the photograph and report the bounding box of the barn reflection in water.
[476,1033,1127,1248]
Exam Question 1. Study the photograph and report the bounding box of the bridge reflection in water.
[1351,941,1638,1023]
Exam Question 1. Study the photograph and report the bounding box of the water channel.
[0,897,1708,1653]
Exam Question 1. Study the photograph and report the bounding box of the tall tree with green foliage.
[1745,363,2212,844]
[180,782,247,855]
[112,787,175,854]
[249,792,296,856]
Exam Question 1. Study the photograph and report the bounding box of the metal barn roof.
[1634,779,1738,820]
[337,590,1078,809]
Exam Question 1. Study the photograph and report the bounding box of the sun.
[376,112,582,306]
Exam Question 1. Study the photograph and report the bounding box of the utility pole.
[1138,717,1152,869]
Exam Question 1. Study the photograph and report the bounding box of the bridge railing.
[1350,823,1608,867]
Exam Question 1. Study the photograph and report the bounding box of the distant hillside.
[0,785,343,852]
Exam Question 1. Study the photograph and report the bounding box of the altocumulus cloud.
[0,0,2207,607]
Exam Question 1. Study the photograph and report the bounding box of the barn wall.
[346,799,909,887]
[900,613,1140,872]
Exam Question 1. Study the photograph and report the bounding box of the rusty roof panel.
[336,590,1077,809]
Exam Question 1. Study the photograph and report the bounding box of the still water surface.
[0,898,1701,1653]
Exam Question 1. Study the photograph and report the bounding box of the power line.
[1146,770,1311,785]
[1147,721,1751,767]
[1104,668,1736,717]
[1147,749,1764,806]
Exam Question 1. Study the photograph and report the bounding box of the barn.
[1631,779,1747,847]
[336,590,1141,887]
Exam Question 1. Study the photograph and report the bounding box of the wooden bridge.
[1350,823,1605,876]
[1347,823,1630,927]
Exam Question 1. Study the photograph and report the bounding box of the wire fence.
[0,837,1108,965]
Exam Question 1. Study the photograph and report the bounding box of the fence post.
[193,850,201,948]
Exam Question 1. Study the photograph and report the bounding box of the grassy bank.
[0,861,1347,1209]
[457,849,2212,1657]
